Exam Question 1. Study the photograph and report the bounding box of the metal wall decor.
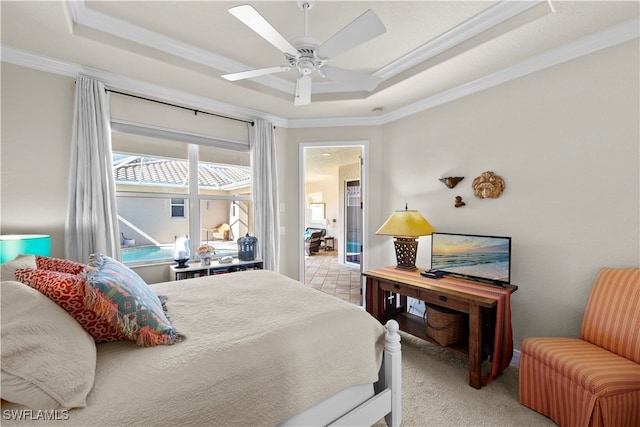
[439,176,464,189]
[454,196,466,208]
[472,171,505,199]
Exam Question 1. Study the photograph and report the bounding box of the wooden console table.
[363,266,517,389]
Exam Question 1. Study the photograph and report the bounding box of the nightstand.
[323,236,335,251]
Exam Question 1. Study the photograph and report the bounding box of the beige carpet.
[375,332,557,427]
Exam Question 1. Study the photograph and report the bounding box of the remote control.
[420,269,445,279]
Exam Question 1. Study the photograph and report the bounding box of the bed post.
[384,320,402,427]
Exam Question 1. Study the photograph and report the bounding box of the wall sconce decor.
[376,203,435,271]
[472,171,505,199]
[439,176,464,189]
[454,196,466,208]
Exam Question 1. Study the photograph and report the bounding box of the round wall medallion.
[472,171,505,199]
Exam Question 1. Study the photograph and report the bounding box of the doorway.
[300,142,367,292]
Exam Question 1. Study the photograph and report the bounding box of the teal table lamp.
[0,235,51,263]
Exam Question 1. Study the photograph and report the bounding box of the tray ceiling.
[1,1,638,125]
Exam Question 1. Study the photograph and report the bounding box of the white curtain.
[250,119,280,271]
[65,75,120,263]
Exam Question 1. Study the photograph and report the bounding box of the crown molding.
[68,0,295,95]
[287,115,384,129]
[66,0,550,98]
[313,0,550,95]
[2,18,637,129]
[374,0,547,81]
[380,18,640,125]
[67,0,237,74]
[66,0,296,94]
[0,45,289,128]
[0,45,81,77]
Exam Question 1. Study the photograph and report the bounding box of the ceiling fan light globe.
[299,61,314,76]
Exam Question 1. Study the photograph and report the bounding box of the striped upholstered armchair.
[519,268,639,427]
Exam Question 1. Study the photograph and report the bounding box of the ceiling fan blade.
[294,75,312,106]
[222,66,290,82]
[322,66,382,92]
[317,9,386,59]
[229,5,299,57]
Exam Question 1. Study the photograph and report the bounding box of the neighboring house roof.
[113,157,250,189]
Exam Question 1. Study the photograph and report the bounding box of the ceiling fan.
[221,1,386,106]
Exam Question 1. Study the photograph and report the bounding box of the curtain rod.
[105,89,254,126]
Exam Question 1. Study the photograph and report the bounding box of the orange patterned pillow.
[14,268,126,343]
[35,256,87,275]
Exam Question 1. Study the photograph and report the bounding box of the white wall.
[1,64,74,258]
[380,40,639,345]
[1,38,638,347]
[304,179,337,228]
[279,40,638,348]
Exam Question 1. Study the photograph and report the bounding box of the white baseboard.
[510,349,521,368]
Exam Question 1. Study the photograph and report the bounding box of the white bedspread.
[3,270,386,426]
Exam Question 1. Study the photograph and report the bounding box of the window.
[112,130,252,265]
[171,199,185,218]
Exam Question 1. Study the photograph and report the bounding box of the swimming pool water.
[122,245,237,264]
[121,245,174,263]
[346,241,361,253]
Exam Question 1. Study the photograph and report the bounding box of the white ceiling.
[304,146,363,184]
[1,1,638,126]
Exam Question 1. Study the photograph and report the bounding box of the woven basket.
[425,304,466,347]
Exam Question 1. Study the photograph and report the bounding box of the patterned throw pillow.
[35,256,87,275]
[83,254,184,347]
[14,268,127,343]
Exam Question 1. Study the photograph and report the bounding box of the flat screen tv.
[430,232,511,286]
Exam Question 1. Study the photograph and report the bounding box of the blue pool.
[346,241,361,253]
[122,245,237,264]
[121,245,174,263]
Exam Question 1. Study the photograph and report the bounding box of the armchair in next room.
[304,227,325,255]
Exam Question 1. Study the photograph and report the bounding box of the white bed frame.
[280,320,402,427]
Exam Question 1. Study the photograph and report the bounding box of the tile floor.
[304,250,362,305]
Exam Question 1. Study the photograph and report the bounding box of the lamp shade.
[375,207,435,238]
[0,234,51,263]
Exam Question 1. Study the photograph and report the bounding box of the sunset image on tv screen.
[431,233,510,283]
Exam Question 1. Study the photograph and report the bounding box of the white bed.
[1,269,401,426]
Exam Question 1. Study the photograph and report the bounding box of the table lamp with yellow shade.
[376,204,435,270]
